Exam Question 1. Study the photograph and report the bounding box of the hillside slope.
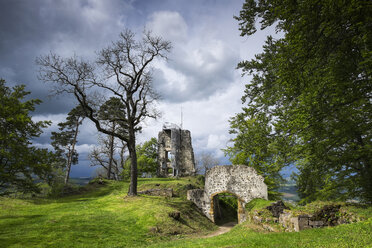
[1,178,371,248]
[0,178,216,248]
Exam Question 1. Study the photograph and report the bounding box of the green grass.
[0,178,215,248]
[146,218,372,248]
[0,178,371,248]
[245,198,274,211]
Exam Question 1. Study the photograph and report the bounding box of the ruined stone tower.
[158,123,196,177]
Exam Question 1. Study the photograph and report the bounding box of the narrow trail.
[202,222,237,238]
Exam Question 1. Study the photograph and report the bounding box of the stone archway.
[210,191,244,224]
[187,165,268,224]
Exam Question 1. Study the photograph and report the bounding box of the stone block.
[291,217,299,232]
[309,220,324,227]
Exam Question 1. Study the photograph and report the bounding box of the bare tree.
[97,97,127,179]
[196,151,220,176]
[37,29,171,195]
[89,136,128,180]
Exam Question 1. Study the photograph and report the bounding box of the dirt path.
[202,222,237,238]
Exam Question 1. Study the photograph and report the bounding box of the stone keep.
[158,123,196,177]
[187,165,268,223]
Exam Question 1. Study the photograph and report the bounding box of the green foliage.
[233,0,372,203]
[122,137,158,178]
[51,105,85,164]
[225,111,288,200]
[51,105,85,184]
[137,137,158,176]
[98,97,128,129]
[0,79,58,195]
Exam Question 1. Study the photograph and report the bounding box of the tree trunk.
[64,147,72,185]
[107,123,115,179]
[64,119,80,185]
[127,129,138,196]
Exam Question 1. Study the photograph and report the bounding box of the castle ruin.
[187,165,268,223]
[158,123,196,177]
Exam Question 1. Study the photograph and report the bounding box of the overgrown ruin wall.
[187,165,267,223]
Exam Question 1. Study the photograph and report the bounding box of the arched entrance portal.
[187,165,268,224]
[210,192,241,225]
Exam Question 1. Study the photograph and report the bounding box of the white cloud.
[146,11,188,42]
[75,144,96,154]
[139,73,246,163]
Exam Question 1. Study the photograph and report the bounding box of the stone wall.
[249,202,352,232]
[180,130,196,176]
[187,165,268,224]
[158,124,196,177]
[187,189,209,217]
[205,165,267,203]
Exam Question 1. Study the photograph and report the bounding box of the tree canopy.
[231,0,372,203]
[51,105,85,185]
[0,79,57,195]
[136,137,158,177]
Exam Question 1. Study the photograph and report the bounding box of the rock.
[266,200,290,218]
[253,215,263,223]
[309,220,324,227]
[263,224,275,232]
[298,215,311,230]
[310,204,341,226]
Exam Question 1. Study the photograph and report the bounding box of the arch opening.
[211,192,241,225]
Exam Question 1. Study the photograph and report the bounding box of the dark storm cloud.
[0,0,253,178]
[0,0,133,114]
[0,0,244,110]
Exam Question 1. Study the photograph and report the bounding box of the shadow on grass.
[0,214,43,220]
[165,200,216,231]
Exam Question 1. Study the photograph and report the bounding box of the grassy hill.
[0,178,371,248]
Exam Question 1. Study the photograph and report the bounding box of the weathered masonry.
[187,165,267,223]
[158,123,196,177]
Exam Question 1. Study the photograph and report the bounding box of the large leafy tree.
[37,30,171,196]
[0,79,57,195]
[136,137,158,177]
[232,0,372,203]
[51,106,85,185]
[226,111,289,200]
[119,137,158,179]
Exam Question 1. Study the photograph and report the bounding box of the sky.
[0,0,279,178]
